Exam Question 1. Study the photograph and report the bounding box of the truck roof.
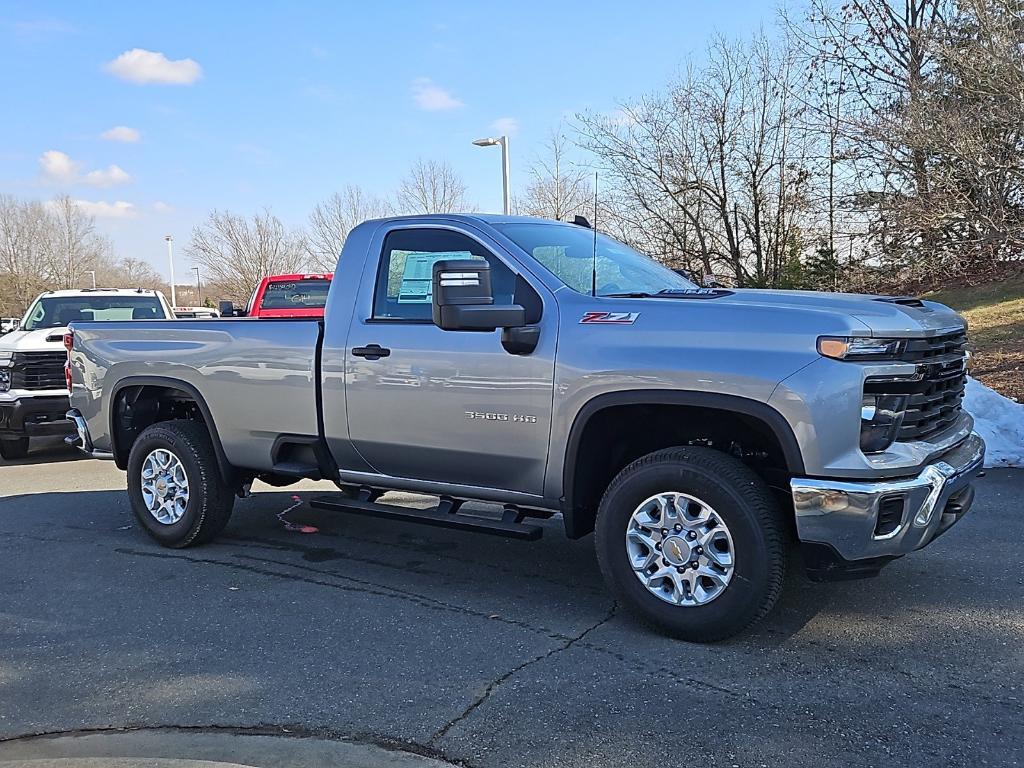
[39,288,162,297]
[367,213,571,227]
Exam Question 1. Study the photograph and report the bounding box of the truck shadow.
[1,438,85,467]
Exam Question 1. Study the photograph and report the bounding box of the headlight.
[860,394,908,453]
[818,337,905,360]
[0,351,12,366]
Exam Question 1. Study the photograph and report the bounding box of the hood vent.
[46,333,65,342]
[875,296,925,308]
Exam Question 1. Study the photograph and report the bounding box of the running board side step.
[308,494,543,540]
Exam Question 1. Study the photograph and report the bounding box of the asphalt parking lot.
[1,439,1022,767]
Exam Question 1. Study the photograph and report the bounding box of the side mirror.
[218,301,245,318]
[431,259,525,332]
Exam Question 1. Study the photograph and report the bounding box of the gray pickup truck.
[67,214,984,641]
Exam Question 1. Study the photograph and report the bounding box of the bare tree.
[306,185,392,271]
[787,0,951,284]
[397,159,469,214]
[519,129,593,221]
[891,0,1024,274]
[186,209,307,301]
[578,34,810,286]
[0,196,53,312]
[47,196,110,290]
[0,195,116,313]
[107,256,163,288]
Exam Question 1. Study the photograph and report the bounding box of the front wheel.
[595,446,786,642]
[127,420,234,548]
[0,437,29,460]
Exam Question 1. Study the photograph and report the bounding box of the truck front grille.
[864,330,968,443]
[10,351,68,391]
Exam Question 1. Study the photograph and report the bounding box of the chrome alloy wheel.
[626,492,736,606]
[140,448,190,525]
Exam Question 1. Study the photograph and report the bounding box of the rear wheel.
[0,437,29,460]
[595,446,785,642]
[127,420,234,548]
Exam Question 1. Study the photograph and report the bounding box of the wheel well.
[110,383,233,485]
[564,402,796,539]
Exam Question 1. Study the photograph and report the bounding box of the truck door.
[343,224,555,495]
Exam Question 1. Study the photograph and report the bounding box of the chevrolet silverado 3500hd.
[66,214,984,641]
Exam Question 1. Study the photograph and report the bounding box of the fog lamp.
[860,394,908,453]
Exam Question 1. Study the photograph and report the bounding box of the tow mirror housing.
[431,259,525,332]
[218,301,245,318]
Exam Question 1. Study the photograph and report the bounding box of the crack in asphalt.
[427,602,618,744]
[225,532,608,597]
[235,552,589,639]
[115,547,578,644]
[112,547,754,706]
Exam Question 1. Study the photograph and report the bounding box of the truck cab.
[0,288,173,460]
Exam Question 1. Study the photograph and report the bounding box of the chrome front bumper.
[65,408,113,459]
[791,433,985,571]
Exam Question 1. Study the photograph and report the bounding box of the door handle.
[352,344,391,360]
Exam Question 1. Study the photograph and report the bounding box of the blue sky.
[0,1,774,277]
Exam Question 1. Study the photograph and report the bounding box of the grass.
[927,276,1024,402]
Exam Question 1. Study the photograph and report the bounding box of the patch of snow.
[963,376,1024,468]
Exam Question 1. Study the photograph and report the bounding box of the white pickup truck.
[0,288,173,460]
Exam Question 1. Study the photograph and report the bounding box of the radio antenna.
[591,171,598,297]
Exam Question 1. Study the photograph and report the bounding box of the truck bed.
[71,318,323,472]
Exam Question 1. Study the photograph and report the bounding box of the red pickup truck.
[227,273,333,319]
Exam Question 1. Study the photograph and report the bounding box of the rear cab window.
[259,278,332,311]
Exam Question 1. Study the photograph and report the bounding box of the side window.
[373,228,518,321]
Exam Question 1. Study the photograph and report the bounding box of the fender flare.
[560,390,805,538]
[109,375,236,485]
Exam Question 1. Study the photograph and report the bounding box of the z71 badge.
[580,311,640,325]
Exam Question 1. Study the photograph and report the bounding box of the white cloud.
[38,150,132,188]
[101,125,141,143]
[39,150,78,183]
[83,164,131,187]
[152,201,173,213]
[71,200,137,219]
[411,78,463,111]
[490,117,519,136]
[104,48,202,85]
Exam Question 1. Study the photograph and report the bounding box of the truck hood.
[720,289,965,337]
[0,327,68,352]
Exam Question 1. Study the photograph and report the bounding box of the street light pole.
[472,135,510,214]
[192,267,201,305]
[85,270,96,289]
[164,235,176,307]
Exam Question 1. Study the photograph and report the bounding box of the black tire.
[0,437,29,460]
[595,446,785,642]
[127,420,234,548]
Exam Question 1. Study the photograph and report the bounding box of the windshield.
[259,278,332,310]
[22,295,166,330]
[495,223,697,296]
